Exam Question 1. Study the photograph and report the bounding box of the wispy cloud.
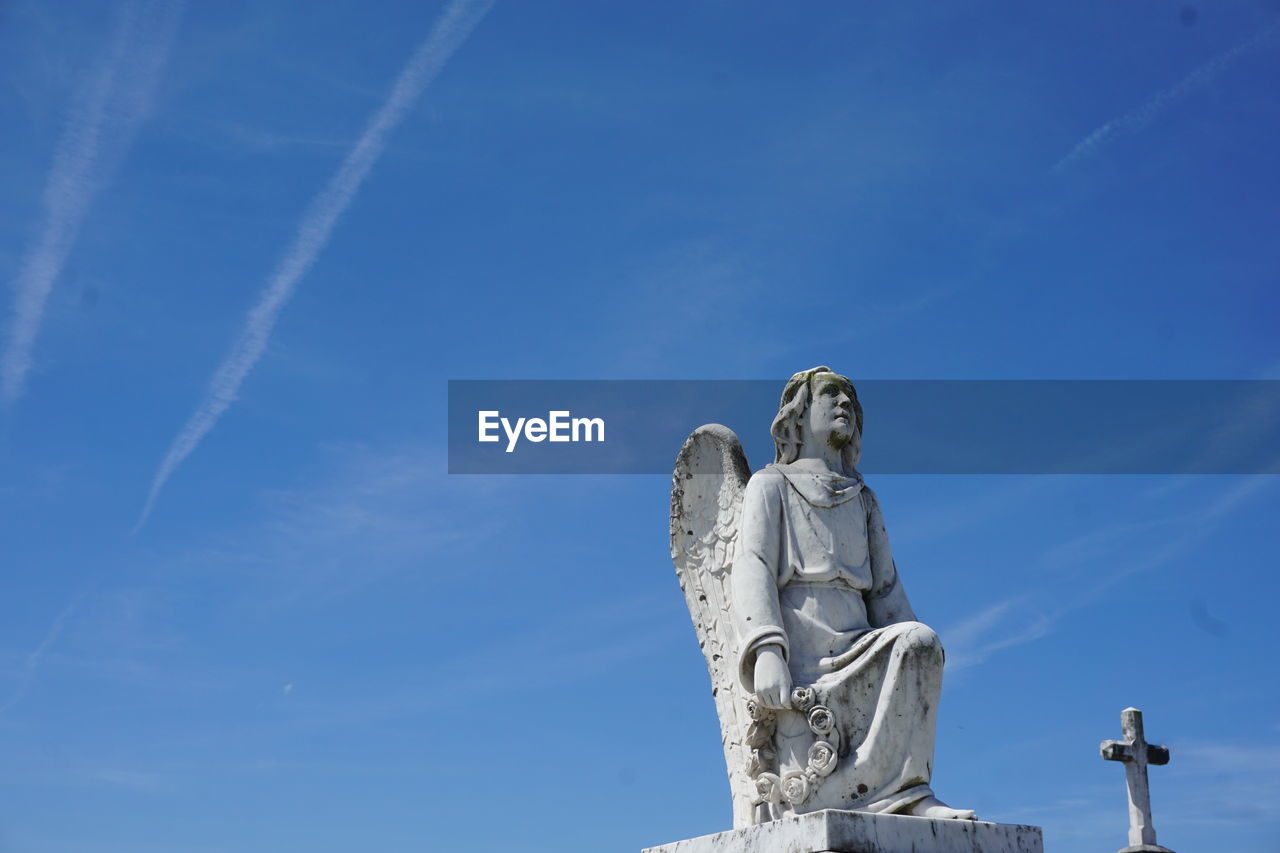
[1174,741,1280,774]
[264,611,667,735]
[134,0,494,531]
[943,473,1274,673]
[1004,738,1280,844]
[1053,20,1280,172]
[996,787,1126,849]
[943,597,1052,672]
[1046,475,1272,594]
[0,0,182,404]
[217,443,496,608]
[1151,739,1280,829]
[0,588,89,714]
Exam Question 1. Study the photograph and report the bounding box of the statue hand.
[753,644,792,710]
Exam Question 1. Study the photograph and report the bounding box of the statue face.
[803,373,856,451]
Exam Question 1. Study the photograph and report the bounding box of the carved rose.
[781,771,810,806]
[745,698,771,722]
[807,704,835,736]
[755,772,783,805]
[789,686,816,712]
[808,740,837,777]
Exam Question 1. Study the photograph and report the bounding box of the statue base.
[642,809,1044,853]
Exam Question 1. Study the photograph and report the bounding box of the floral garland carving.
[744,685,839,808]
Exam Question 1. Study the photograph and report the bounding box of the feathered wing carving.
[670,424,756,827]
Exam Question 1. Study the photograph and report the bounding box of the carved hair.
[770,366,863,468]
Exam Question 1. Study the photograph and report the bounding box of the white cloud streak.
[134,0,494,531]
[0,589,88,714]
[943,597,1052,672]
[942,473,1274,673]
[1053,20,1280,172]
[0,0,182,404]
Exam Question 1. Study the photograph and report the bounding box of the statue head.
[770,366,863,469]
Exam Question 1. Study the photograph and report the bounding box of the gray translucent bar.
[447,380,1280,474]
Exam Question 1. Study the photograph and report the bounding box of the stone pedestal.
[642,809,1044,853]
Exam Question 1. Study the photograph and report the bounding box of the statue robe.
[732,462,944,816]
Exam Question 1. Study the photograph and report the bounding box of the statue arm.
[864,486,918,627]
[732,473,788,693]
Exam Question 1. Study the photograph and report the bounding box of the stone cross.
[1100,707,1174,853]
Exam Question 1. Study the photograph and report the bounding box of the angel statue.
[669,366,975,828]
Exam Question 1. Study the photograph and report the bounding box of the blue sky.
[1,1,1278,851]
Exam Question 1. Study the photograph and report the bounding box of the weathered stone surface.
[1100,707,1175,853]
[669,368,976,827]
[642,809,1044,853]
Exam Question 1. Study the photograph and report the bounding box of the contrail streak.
[0,0,182,404]
[134,0,494,531]
[1053,20,1279,172]
[0,588,89,714]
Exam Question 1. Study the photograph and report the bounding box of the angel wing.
[670,423,757,827]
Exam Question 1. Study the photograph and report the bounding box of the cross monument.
[1100,707,1174,853]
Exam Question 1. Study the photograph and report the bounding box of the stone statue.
[670,366,974,828]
